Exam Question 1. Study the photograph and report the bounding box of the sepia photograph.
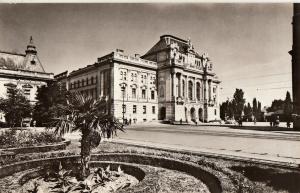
[0,2,299,193]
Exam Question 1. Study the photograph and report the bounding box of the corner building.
[0,37,53,122]
[57,35,221,123]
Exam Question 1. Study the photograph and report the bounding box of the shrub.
[0,129,16,147]
[0,129,63,148]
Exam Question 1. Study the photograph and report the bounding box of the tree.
[33,81,68,126]
[284,91,293,120]
[233,89,245,119]
[257,101,262,121]
[243,102,252,121]
[0,88,32,127]
[51,92,124,179]
[267,99,285,112]
[220,100,229,120]
[252,98,257,118]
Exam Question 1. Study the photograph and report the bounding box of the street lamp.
[121,83,126,124]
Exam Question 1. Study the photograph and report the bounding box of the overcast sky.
[0,3,293,107]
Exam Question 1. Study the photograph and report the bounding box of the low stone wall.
[0,151,15,164]
[0,153,222,193]
[0,155,79,178]
[0,140,71,155]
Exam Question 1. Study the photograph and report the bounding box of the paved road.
[115,124,300,163]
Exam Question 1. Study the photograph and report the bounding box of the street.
[114,123,300,164]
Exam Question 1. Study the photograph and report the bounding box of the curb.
[0,140,71,155]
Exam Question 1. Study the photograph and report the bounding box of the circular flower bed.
[0,153,221,193]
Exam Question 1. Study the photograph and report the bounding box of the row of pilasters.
[168,70,217,122]
[169,72,214,102]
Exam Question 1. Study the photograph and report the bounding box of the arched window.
[182,80,185,97]
[188,80,193,100]
[196,82,201,100]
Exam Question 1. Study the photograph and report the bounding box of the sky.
[0,3,293,107]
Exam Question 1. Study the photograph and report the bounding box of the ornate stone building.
[0,37,54,121]
[56,35,221,123]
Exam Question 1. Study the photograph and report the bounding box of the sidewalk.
[112,138,300,168]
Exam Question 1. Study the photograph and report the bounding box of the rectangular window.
[143,106,146,114]
[214,109,217,115]
[142,89,146,99]
[132,88,136,98]
[124,72,127,80]
[152,106,155,114]
[213,87,216,93]
[133,105,137,114]
[120,71,123,80]
[151,90,155,100]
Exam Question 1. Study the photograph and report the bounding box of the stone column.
[171,72,175,98]
[185,76,188,100]
[193,78,197,100]
[178,73,181,97]
[209,80,212,101]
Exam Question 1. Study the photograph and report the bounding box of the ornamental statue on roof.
[187,37,194,51]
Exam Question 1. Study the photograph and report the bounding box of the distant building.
[56,35,221,123]
[0,37,53,122]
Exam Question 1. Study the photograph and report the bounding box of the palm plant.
[51,92,124,179]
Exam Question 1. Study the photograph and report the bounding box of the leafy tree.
[243,102,252,121]
[284,91,293,121]
[233,89,245,119]
[220,100,228,120]
[0,88,32,127]
[52,92,124,179]
[257,101,262,121]
[33,81,68,126]
[267,99,285,112]
[252,98,257,118]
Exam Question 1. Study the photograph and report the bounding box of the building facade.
[56,35,221,123]
[0,37,54,121]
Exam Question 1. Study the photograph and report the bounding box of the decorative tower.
[25,36,37,55]
[291,4,300,130]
